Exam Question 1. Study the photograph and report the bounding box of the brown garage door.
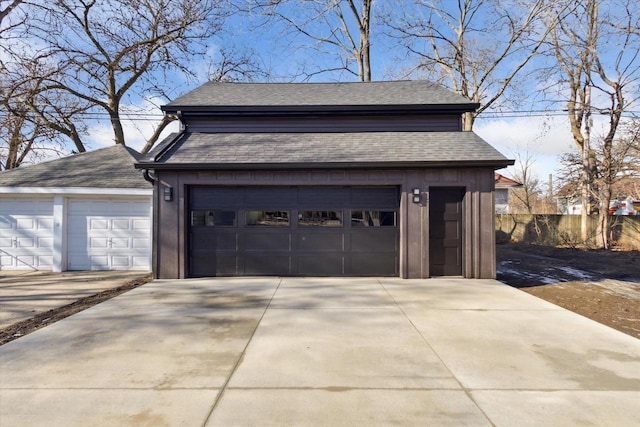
[188,186,399,277]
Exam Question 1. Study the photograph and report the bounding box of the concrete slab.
[2,276,640,426]
[0,270,150,328]
[208,389,491,426]
[471,391,640,426]
[0,389,220,427]
[228,308,459,389]
[401,301,640,390]
[380,277,564,311]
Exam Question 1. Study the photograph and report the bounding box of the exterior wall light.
[412,188,421,203]
[163,187,173,202]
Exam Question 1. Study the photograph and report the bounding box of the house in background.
[556,177,640,216]
[0,145,152,271]
[494,173,523,214]
[137,81,513,279]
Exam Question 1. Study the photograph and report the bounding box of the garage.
[0,199,54,270]
[0,145,152,272]
[189,186,399,277]
[138,81,514,279]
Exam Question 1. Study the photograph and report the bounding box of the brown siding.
[154,167,497,280]
[185,114,462,133]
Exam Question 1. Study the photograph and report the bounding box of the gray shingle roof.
[0,145,150,189]
[139,131,511,168]
[164,81,475,110]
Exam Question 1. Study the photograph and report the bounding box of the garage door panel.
[298,187,349,207]
[132,219,150,230]
[246,187,297,207]
[244,233,291,251]
[297,233,344,251]
[38,237,53,248]
[111,238,130,249]
[16,218,36,230]
[191,253,238,276]
[90,237,109,249]
[89,256,109,269]
[351,187,398,209]
[132,238,150,249]
[16,237,36,248]
[111,256,131,268]
[350,229,398,252]
[192,229,238,251]
[90,218,109,230]
[112,219,131,230]
[298,255,344,275]
[244,255,291,275]
[350,254,398,276]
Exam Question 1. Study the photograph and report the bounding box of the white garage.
[0,146,152,272]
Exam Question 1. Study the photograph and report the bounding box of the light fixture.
[163,186,173,202]
[412,188,421,203]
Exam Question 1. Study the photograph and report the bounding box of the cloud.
[475,115,576,180]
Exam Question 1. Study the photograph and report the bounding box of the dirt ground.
[497,243,640,339]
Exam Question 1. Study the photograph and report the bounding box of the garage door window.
[351,211,396,227]
[299,211,343,227]
[246,210,290,226]
[191,210,237,227]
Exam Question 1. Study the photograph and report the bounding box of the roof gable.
[0,145,150,189]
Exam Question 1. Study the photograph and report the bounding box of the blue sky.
[8,0,637,190]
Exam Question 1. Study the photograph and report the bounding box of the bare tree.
[508,151,546,214]
[4,0,227,154]
[0,0,23,28]
[141,47,270,154]
[549,0,640,248]
[249,0,373,81]
[385,0,561,130]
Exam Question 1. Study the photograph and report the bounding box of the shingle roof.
[0,145,150,189]
[164,81,476,110]
[495,173,523,188]
[139,131,512,169]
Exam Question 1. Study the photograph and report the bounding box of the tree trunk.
[580,84,592,244]
[110,111,126,145]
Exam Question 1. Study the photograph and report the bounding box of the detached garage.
[0,145,152,271]
[137,81,513,279]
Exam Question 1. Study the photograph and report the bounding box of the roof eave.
[135,159,514,171]
[160,103,480,115]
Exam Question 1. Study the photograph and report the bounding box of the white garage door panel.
[67,199,151,271]
[0,199,54,270]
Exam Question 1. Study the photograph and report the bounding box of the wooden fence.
[496,214,640,249]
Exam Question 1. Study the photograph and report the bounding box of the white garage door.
[67,199,151,271]
[0,199,54,270]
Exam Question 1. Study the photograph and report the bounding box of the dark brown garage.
[136,81,513,279]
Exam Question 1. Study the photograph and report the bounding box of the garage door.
[189,186,399,277]
[67,199,151,270]
[0,199,54,270]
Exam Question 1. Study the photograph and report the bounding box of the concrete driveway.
[0,270,150,328]
[1,277,639,426]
